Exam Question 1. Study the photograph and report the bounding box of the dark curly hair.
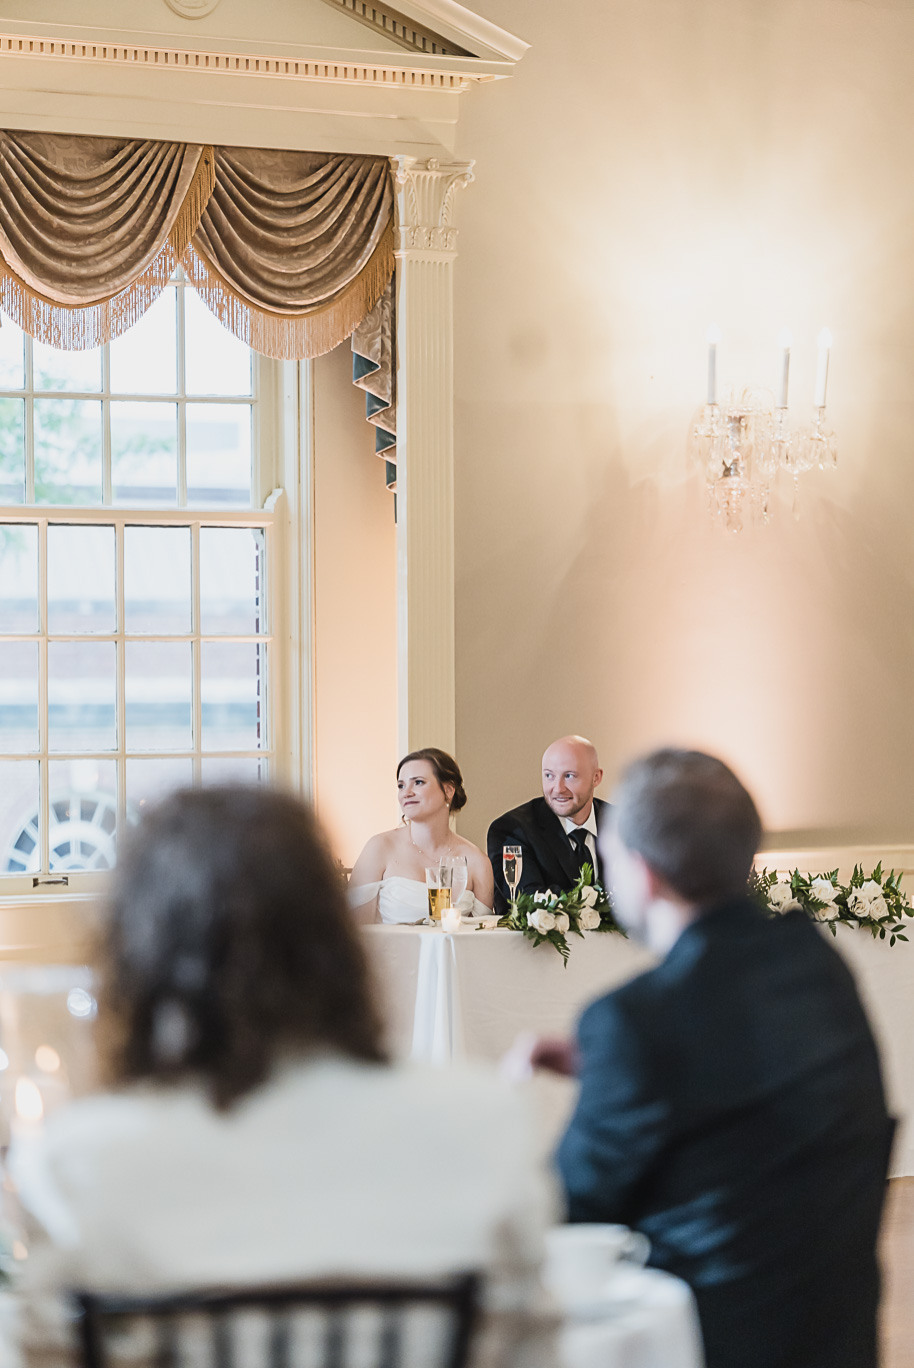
[397,748,467,813]
[98,785,388,1110]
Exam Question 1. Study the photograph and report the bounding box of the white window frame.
[0,323,309,903]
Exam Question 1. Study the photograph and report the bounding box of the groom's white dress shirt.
[562,806,599,880]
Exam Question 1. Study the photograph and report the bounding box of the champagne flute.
[503,845,523,909]
[449,854,469,908]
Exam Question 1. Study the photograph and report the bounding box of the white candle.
[814,327,832,409]
[441,907,462,933]
[777,328,792,409]
[706,324,721,405]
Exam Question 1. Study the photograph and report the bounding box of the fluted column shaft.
[392,156,474,756]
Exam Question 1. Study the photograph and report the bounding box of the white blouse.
[1,1055,555,1368]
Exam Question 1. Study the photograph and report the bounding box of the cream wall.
[312,345,399,867]
[452,0,914,852]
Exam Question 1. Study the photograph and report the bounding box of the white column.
[392,155,474,756]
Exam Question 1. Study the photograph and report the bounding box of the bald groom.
[487,736,610,916]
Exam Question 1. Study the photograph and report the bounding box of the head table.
[362,923,654,1066]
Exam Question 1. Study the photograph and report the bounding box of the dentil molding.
[392,155,475,255]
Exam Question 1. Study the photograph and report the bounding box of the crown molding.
[0,32,493,90]
[0,14,519,91]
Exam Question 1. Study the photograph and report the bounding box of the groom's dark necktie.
[568,826,592,876]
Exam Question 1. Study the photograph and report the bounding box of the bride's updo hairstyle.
[397,748,468,813]
[99,785,388,1111]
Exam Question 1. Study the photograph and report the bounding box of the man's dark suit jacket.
[486,796,611,916]
[556,898,893,1368]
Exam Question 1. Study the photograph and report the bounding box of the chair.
[73,1274,481,1368]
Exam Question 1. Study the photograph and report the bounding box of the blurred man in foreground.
[535,748,893,1368]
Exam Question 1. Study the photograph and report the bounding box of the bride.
[349,748,494,924]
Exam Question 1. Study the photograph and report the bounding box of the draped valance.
[0,130,394,360]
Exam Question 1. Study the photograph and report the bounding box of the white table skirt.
[362,924,654,1065]
[557,1267,705,1368]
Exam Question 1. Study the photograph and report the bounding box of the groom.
[487,736,610,916]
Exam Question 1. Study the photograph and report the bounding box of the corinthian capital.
[391,156,475,257]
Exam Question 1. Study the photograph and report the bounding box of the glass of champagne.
[503,845,523,910]
[425,862,452,923]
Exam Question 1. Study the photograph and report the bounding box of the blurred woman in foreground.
[2,786,551,1367]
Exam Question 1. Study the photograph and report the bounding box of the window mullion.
[115,521,126,832]
[191,520,202,783]
[177,282,188,507]
[102,343,112,505]
[37,517,49,874]
[24,335,35,503]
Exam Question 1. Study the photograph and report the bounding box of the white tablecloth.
[558,1267,704,1368]
[363,924,654,1064]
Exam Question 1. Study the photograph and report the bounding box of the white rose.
[527,908,557,934]
[859,880,884,903]
[809,878,839,909]
[553,911,570,934]
[580,885,599,909]
[533,891,547,904]
[579,907,602,931]
[769,881,800,913]
[847,890,869,918]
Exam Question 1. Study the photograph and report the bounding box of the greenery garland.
[498,861,913,961]
[497,863,623,963]
[751,864,913,946]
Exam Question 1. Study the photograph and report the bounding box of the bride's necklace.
[407,821,456,862]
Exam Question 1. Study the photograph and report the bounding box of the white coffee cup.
[543,1223,650,1308]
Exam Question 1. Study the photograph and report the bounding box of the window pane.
[47,525,115,634]
[0,760,40,875]
[126,758,193,822]
[186,404,251,507]
[200,528,264,634]
[48,642,116,751]
[48,760,117,871]
[124,526,191,634]
[110,287,178,395]
[200,757,266,786]
[0,397,24,503]
[112,401,177,506]
[0,314,24,389]
[35,399,102,505]
[126,641,192,751]
[184,289,251,396]
[0,642,38,752]
[0,524,38,632]
[33,341,101,393]
[201,642,265,751]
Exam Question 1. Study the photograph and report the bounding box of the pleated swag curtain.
[0,130,394,363]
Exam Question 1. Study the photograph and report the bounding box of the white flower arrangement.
[499,864,623,962]
[752,864,913,946]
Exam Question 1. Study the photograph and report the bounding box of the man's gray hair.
[614,749,762,905]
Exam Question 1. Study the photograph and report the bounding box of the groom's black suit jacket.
[557,898,894,1368]
[486,796,611,916]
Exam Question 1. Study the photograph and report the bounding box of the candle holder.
[690,387,837,532]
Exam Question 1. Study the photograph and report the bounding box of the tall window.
[0,275,274,891]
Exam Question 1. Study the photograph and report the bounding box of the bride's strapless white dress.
[349,876,492,925]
